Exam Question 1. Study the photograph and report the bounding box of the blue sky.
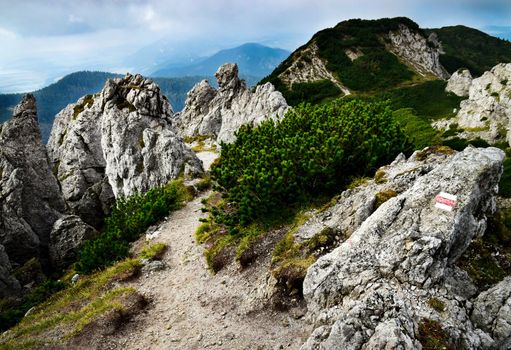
[0,0,510,93]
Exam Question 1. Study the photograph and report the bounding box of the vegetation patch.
[211,99,410,228]
[457,207,511,289]
[393,108,442,150]
[441,137,490,151]
[427,297,446,312]
[0,258,146,349]
[282,80,342,106]
[415,145,456,161]
[139,242,168,260]
[499,157,511,197]
[72,94,94,120]
[374,189,397,208]
[417,318,452,350]
[76,179,191,273]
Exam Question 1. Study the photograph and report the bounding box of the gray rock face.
[0,95,66,266]
[48,74,203,225]
[174,63,289,144]
[49,215,99,269]
[446,68,473,97]
[300,147,508,349]
[434,63,511,145]
[277,43,351,96]
[472,277,511,348]
[386,25,450,79]
[0,244,20,297]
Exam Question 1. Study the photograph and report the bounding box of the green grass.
[0,258,144,349]
[139,243,168,260]
[392,108,442,150]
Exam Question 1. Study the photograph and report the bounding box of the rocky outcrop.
[0,95,67,267]
[386,24,450,79]
[277,43,351,96]
[174,63,289,144]
[446,68,473,97]
[299,146,508,349]
[49,215,99,269]
[48,74,203,226]
[434,63,511,145]
[472,277,511,348]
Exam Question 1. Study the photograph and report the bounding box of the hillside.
[0,72,205,142]
[427,25,511,76]
[152,43,289,81]
[261,17,511,106]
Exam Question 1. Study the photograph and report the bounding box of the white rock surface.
[386,24,450,79]
[174,63,289,144]
[446,68,473,97]
[300,146,508,349]
[48,74,203,225]
[434,63,511,145]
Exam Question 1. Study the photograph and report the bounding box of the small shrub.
[76,180,189,273]
[347,176,371,190]
[427,297,446,312]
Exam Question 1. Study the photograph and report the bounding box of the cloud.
[0,0,508,92]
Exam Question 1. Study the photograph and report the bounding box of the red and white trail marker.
[435,192,457,212]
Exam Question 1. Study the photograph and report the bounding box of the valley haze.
[0,0,510,93]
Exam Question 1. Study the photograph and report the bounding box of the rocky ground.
[91,151,310,350]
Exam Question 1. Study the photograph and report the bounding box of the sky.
[0,0,510,93]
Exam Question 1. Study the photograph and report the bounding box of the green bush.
[76,180,189,273]
[211,99,411,227]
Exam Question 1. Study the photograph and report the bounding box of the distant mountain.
[261,17,511,106]
[152,43,290,80]
[0,71,206,142]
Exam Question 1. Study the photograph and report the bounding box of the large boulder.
[48,74,203,226]
[300,146,508,349]
[49,215,99,269]
[446,68,473,97]
[0,95,66,266]
[174,63,289,144]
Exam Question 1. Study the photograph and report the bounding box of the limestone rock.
[301,147,506,349]
[434,63,511,145]
[174,63,289,144]
[446,68,473,97]
[49,215,99,269]
[472,277,511,347]
[277,43,351,96]
[386,25,450,79]
[0,95,66,266]
[48,74,203,225]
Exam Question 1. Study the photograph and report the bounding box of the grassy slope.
[427,25,511,76]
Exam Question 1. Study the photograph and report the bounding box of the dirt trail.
[107,152,310,350]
